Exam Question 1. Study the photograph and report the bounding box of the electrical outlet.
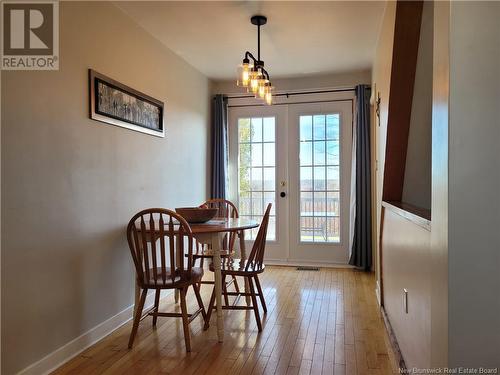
[403,288,409,314]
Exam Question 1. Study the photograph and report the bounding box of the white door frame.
[228,105,289,262]
[228,89,355,266]
[288,100,353,265]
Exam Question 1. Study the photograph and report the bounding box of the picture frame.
[89,69,164,137]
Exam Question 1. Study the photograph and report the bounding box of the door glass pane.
[263,192,276,215]
[300,142,313,166]
[263,117,275,142]
[238,117,276,240]
[313,141,326,166]
[239,192,251,215]
[326,114,340,140]
[314,217,327,242]
[299,113,341,243]
[263,143,275,166]
[251,118,262,142]
[239,118,251,142]
[327,166,340,190]
[263,167,275,191]
[313,166,326,190]
[313,115,326,140]
[300,116,313,141]
[300,192,313,217]
[251,143,262,166]
[252,192,263,215]
[326,141,339,165]
[300,167,313,191]
[251,168,262,190]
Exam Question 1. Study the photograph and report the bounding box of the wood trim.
[382,0,424,202]
[382,201,431,230]
[381,305,407,371]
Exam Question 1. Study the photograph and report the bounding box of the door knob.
[280,192,286,198]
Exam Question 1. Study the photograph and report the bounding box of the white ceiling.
[116,1,386,80]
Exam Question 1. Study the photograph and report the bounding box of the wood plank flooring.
[53,267,398,375]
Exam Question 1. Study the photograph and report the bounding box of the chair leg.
[179,287,191,352]
[253,275,267,313]
[204,287,216,330]
[222,275,229,306]
[192,283,207,322]
[248,277,262,332]
[198,257,205,289]
[128,288,147,349]
[152,289,161,327]
[232,275,240,293]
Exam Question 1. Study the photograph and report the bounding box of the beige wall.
[371,1,396,297]
[212,69,371,95]
[1,2,211,374]
[381,205,431,368]
[402,1,432,211]
[448,1,500,367]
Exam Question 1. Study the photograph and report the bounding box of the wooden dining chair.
[126,208,206,352]
[204,204,272,332]
[191,199,241,298]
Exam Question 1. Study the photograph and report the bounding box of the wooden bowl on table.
[175,207,218,224]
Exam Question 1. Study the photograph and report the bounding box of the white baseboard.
[265,259,353,268]
[17,290,169,375]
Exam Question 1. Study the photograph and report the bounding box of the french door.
[228,99,352,265]
[228,105,289,261]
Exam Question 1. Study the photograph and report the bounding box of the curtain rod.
[222,87,358,100]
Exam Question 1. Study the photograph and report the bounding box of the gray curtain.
[210,94,228,199]
[349,85,372,271]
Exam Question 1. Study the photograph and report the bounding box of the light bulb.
[250,77,259,93]
[257,78,269,99]
[237,61,252,87]
[258,84,266,98]
[246,67,258,93]
[265,92,272,105]
[242,69,250,84]
[265,84,274,105]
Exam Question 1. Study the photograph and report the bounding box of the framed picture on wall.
[89,69,164,137]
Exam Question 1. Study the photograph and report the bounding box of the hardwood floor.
[53,266,398,375]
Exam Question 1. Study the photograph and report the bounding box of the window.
[299,114,340,242]
[237,117,276,240]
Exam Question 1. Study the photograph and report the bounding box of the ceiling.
[116,1,386,80]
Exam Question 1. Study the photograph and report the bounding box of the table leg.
[174,235,182,304]
[212,232,224,342]
[239,231,251,306]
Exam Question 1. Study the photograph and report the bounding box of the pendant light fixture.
[237,15,274,105]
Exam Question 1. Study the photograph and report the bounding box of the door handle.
[280,192,286,198]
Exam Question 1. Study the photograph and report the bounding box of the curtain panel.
[349,85,373,271]
[210,94,228,199]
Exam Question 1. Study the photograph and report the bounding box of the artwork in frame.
[89,69,164,137]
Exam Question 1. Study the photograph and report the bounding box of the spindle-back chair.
[127,208,206,352]
[204,204,272,332]
[190,199,241,299]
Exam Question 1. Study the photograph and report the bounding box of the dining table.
[134,217,259,343]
